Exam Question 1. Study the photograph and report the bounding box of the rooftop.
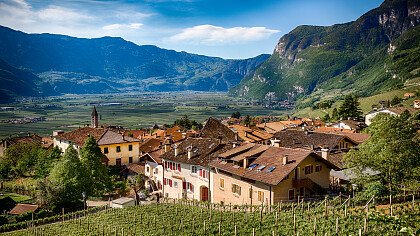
[211,144,339,186]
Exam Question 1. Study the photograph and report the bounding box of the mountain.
[0,59,56,103]
[0,26,269,98]
[230,0,420,103]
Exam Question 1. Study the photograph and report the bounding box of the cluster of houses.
[1,103,417,207]
[48,107,376,205]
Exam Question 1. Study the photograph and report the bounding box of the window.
[154,168,158,175]
[304,165,314,175]
[103,147,109,154]
[116,158,121,166]
[129,157,133,163]
[116,146,121,153]
[199,169,209,179]
[258,191,264,202]
[177,163,181,172]
[146,166,150,173]
[191,165,197,174]
[187,182,194,192]
[128,145,133,151]
[174,181,178,188]
[248,163,258,170]
[231,184,241,195]
[315,165,322,172]
[219,178,225,189]
[288,189,295,200]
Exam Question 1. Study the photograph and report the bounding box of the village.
[1,93,419,216]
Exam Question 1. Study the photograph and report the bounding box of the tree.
[174,115,203,130]
[243,115,252,127]
[80,136,112,196]
[231,111,241,119]
[45,146,86,209]
[390,95,402,106]
[3,142,43,177]
[344,111,420,192]
[35,146,61,179]
[331,108,339,121]
[338,94,362,120]
[322,113,331,122]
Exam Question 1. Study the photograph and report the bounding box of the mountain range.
[230,0,420,104]
[0,26,269,103]
[0,0,419,105]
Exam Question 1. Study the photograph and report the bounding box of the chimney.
[321,148,329,161]
[174,144,179,157]
[304,130,309,135]
[271,139,280,147]
[243,159,248,169]
[182,132,187,139]
[282,155,288,165]
[232,141,239,148]
[187,146,193,159]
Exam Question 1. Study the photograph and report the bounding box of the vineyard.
[2,198,420,236]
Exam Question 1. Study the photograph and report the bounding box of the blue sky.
[0,0,383,59]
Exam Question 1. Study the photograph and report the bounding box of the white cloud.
[103,23,143,31]
[170,25,279,45]
[37,6,94,22]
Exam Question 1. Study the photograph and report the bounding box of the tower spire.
[91,106,99,128]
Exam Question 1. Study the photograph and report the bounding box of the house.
[404,93,415,99]
[228,124,273,144]
[270,130,358,151]
[0,134,43,156]
[54,127,140,166]
[331,120,366,132]
[110,197,135,208]
[365,107,417,125]
[201,117,238,142]
[210,144,339,205]
[9,204,39,215]
[159,138,232,201]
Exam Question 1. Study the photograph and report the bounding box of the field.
[0,92,288,139]
[1,198,419,236]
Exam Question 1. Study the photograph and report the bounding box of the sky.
[0,0,383,59]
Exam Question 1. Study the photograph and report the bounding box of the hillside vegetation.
[230,0,420,106]
[2,199,419,235]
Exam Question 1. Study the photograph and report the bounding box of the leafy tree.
[80,136,112,196]
[243,115,252,127]
[344,111,420,192]
[35,146,61,179]
[231,111,241,119]
[331,108,339,120]
[338,94,362,120]
[174,115,203,130]
[3,142,44,177]
[390,95,402,106]
[322,113,331,122]
[45,146,86,209]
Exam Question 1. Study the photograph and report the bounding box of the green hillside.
[230,0,420,106]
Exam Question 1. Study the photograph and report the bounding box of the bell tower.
[91,106,99,128]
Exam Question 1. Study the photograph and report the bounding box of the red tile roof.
[9,204,38,215]
[160,138,232,166]
[201,117,237,143]
[139,138,162,153]
[211,144,339,186]
[55,127,106,146]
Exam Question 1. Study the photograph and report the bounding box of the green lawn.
[0,193,32,203]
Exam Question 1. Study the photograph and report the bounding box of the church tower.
[91,106,99,128]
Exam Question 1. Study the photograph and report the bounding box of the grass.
[0,193,32,203]
[0,92,287,139]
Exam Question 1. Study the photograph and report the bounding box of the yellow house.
[210,144,339,205]
[97,130,140,166]
[53,127,140,166]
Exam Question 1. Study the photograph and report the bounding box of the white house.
[365,107,416,126]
